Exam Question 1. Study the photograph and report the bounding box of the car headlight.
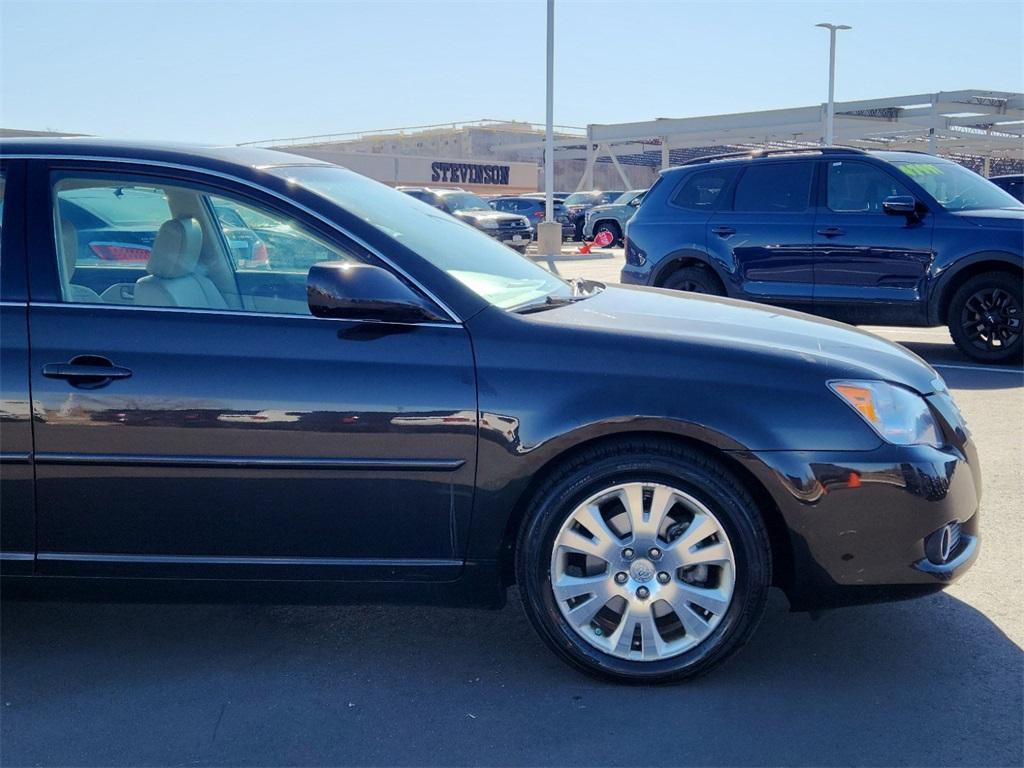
[479,219,499,229]
[519,217,530,227]
[829,380,943,448]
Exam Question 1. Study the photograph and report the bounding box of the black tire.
[515,438,771,684]
[593,220,622,247]
[947,272,1023,364]
[663,265,724,296]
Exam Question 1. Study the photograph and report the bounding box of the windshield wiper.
[513,279,604,314]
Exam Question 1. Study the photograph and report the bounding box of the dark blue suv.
[623,148,1024,363]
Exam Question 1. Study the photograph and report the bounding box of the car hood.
[456,210,522,223]
[949,207,1024,226]
[533,284,941,394]
[588,204,627,216]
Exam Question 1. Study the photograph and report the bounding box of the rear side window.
[733,162,813,212]
[670,167,737,210]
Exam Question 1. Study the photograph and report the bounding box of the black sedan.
[0,138,980,683]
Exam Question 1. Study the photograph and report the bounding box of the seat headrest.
[147,217,203,279]
[61,220,79,279]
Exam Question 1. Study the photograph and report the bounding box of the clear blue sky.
[1,0,1021,144]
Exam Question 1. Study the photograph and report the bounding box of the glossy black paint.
[624,150,1023,328]
[0,139,982,611]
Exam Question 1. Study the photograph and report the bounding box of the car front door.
[705,160,817,310]
[813,159,935,325]
[26,160,477,582]
[0,160,35,575]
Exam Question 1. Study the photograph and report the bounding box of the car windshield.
[563,192,601,206]
[439,192,491,211]
[892,160,1023,212]
[270,165,573,310]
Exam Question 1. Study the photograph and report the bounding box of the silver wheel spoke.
[674,582,731,616]
[617,484,646,538]
[675,602,713,642]
[676,512,718,551]
[679,541,732,568]
[559,527,612,560]
[564,591,609,628]
[552,573,614,604]
[572,503,621,554]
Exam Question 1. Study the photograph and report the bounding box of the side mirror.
[307,262,444,324]
[882,195,919,216]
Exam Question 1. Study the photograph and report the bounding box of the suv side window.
[826,161,912,213]
[671,167,737,210]
[52,174,357,314]
[733,162,813,213]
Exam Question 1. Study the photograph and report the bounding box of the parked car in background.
[623,147,1023,363]
[1,138,982,683]
[489,196,573,240]
[563,189,625,240]
[58,186,270,277]
[989,173,1023,202]
[583,189,647,246]
[398,187,533,252]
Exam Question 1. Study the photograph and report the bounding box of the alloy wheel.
[549,482,736,662]
[960,286,1022,354]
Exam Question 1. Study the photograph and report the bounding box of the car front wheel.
[516,439,771,683]
[947,272,1023,363]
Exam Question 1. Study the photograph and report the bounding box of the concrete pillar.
[661,137,670,170]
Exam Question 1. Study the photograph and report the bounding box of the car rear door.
[25,159,477,582]
[812,158,935,325]
[0,160,35,574]
[705,160,817,310]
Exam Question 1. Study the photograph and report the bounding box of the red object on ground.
[593,230,614,247]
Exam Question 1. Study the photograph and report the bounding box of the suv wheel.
[593,221,622,247]
[948,272,1023,363]
[516,439,771,683]
[663,265,724,296]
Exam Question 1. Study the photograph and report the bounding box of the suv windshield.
[892,160,1023,212]
[270,165,574,310]
[439,192,490,211]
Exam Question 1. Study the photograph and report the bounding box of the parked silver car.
[583,189,647,246]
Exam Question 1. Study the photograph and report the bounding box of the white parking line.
[932,363,1024,375]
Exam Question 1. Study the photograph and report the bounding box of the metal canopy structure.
[498,90,1024,189]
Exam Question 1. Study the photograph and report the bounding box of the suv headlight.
[479,219,499,229]
[829,380,942,448]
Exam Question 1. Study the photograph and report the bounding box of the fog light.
[925,521,962,565]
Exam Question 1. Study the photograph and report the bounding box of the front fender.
[927,250,1022,325]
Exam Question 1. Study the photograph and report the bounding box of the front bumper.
[732,438,981,610]
[486,227,533,247]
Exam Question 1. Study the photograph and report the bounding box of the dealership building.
[244,90,1023,194]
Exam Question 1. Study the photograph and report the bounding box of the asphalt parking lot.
[2,250,1021,767]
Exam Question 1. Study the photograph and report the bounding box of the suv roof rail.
[675,146,868,168]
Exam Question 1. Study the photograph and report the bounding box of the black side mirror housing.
[882,195,921,217]
[307,262,444,324]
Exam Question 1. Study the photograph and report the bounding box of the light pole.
[816,22,851,146]
[537,0,561,258]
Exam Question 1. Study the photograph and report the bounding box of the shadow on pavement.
[2,590,1021,767]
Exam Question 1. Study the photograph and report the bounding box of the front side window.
[827,161,912,213]
[52,175,357,314]
[272,165,571,310]
[671,167,737,210]
[733,162,813,213]
[892,159,1023,211]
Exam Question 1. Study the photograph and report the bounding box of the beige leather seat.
[135,217,227,309]
[60,221,103,303]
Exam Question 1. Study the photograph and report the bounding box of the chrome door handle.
[817,227,846,237]
[711,226,736,236]
[42,356,133,388]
